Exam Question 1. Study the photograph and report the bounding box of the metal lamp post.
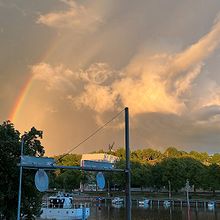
[17,137,25,220]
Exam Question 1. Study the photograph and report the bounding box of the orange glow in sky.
[1,1,220,155]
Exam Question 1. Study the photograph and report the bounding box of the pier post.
[125,107,131,220]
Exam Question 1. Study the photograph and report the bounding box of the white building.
[80,153,119,169]
[81,153,118,164]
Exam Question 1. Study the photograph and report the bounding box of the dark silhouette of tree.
[0,121,44,219]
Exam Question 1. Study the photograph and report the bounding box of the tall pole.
[17,137,24,220]
[168,180,171,199]
[125,107,131,220]
[186,179,190,208]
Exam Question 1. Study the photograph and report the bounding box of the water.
[89,204,220,220]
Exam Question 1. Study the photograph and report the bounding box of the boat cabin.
[48,193,73,208]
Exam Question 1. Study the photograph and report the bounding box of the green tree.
[0,121,44,219]
[51,154,88,191]
[210,153,220,164]
[55,154,81,166]
[203,164,220,195]
[152,158,187,192]
[180,157,206,192]
[151,163,164,190]
[189,151,209,164]
[131,162,152,189]
[141,148,162,162]
[54,170,82,191]
[111,159,126,190]
[115,148,125,159]
[131,148,161,164]
[163,147,187,158]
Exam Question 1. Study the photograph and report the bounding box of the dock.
[71,195,220,208]
[134,198,220,208]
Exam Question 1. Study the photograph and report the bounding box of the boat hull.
[40,207,90,220]
[112,197,124,205]
[138,199,149,206]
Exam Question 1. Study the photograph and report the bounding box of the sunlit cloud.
[75,19,220,116]
[32,18,220,119]
[32,62,77,90]
[3,1,220,155]
[75,84,118,113]
[37,0,102,32]
[79,63,113,85]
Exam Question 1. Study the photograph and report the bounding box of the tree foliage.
[152,158,186,191]
[51,147,220,194]
[0,121,44,219]
[49,154,86,191]
[203,164,220,195]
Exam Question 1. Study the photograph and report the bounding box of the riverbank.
[82,190,220,200]
[44,191,220,208]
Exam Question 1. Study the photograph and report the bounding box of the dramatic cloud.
[32,62,77,90]
[194,105,220,124]
[75,84,118,112]
[37,0,102,32]
[32,18,220,119]
[79,63,113,85]
[32,62,113,87]
[4,1,220,155]
[75,18,220,116]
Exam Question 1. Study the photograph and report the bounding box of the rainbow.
[8,75,34,122]
[8,35,59,123]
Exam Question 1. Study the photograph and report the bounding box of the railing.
[42,199,90,209]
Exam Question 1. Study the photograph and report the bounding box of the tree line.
[52,147,220,196]
[1,121,220,219]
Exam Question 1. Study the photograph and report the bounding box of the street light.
[17,136,25,220]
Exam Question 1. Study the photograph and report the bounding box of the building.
[81,153,118,164]
[80,153,119,169]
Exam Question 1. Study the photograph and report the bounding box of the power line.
[56,108,125,163]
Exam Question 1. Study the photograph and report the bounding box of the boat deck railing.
[42,200,90,209]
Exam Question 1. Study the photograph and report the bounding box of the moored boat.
[163,200,171,207]
[138,198,150,206]
[208,201,215,210]
[40,192,90,220]
[112,197,124,205]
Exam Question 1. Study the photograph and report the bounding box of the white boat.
[208,201,215,210]
[138,199,150,206]
[163,200,171,207]
[112,203,124,208]
[40,192,90,220]
[112,197,124,204]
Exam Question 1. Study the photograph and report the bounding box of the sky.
[1,0,220,156]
